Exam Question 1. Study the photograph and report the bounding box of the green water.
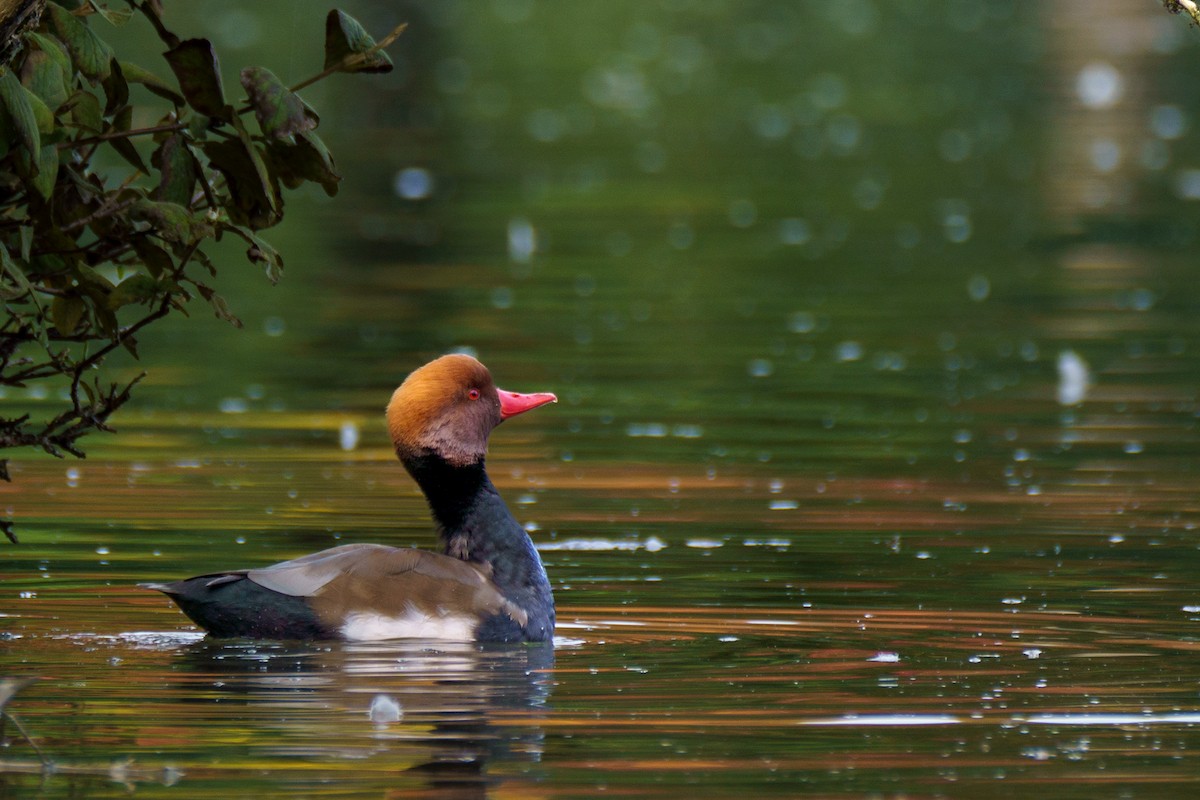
[5,1,1200,796]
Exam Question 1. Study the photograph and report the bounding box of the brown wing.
[247,543,527,633]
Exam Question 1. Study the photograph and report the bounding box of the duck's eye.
[467,388,481,401]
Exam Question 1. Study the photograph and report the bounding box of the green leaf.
[68,88,102,132]
[47,4,114,81]
[18,226,32,261]
[22,50,68,111]
[240,66,316,143]
[130,199,214,245]
[163,39,228,118]
[24,32,71,73]
[0,69,40,157]
[25,88,54,138]
[202,121,280,229]
[88,0,134,26]
[100,56,128,115]
[130,237,174,278]
[118,60,184,105]
[323,10,393,74]
[29,143,59,199]
[151,133,196,205]
[50,295,86,335]
[266,130,340,196]
[105,273,158,310]
[0,243,38,309]
[107,105,147,173]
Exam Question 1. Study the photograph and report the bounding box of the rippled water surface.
[6,1,1200,797]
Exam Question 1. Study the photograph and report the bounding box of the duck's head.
[386,354,557,466]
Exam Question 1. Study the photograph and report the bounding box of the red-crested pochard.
[143,354,557,642]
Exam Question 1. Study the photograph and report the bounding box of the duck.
[143,354,558,643]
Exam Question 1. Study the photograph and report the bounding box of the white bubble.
[1151,104,1186,139]
[393,167,434,200]
[507,218,536,263]
[339,421,359,452]
[1077,62,1123,109]
[967,274,990,302]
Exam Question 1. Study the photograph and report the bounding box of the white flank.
[339,606,477,642]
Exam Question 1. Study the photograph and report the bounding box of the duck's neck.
[401,453,554,636]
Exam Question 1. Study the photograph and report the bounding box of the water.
[5,1,1200,796]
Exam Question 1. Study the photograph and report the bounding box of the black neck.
[402,452,554,637]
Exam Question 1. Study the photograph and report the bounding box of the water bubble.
[728,198,757,228]
[527,108,566,142]
[826,114,861,153]
[938,129,972,162]
[779,218,811,246]
[635,140,666,173]
[1088,139,1121,174]
[434,57,471,94]
[747,358,774,377]
[1174,169,1200,200]
[507,218,536,263]
[219,398,248,414]
[1151,104,1186,139]
[491,286,514,309]
[393,167,434,200]
[339,421,359,452]
[368,694,403,724]
[788,311,816,333]
[262,316,286,337]
[1123,441,1144,455]
[853,177,884,209]
[810,73,847,109]
[940,199,973,243]
[753,104,791,140]
[967,274,990,301]
[1057,350,1090,405]
[1077,62,1123,109]
[668,221,694,249]
[686,538,724,549]
[768,499,799,510]
[834,341,863,362]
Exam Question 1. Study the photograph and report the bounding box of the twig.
[61,121,188,152]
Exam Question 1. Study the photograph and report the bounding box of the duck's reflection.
[170,638,555,797]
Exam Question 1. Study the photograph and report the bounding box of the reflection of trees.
[166,639,554,797]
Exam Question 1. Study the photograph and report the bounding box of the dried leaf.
[240,66,316,142]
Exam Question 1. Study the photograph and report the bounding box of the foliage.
[0,1,404,541]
